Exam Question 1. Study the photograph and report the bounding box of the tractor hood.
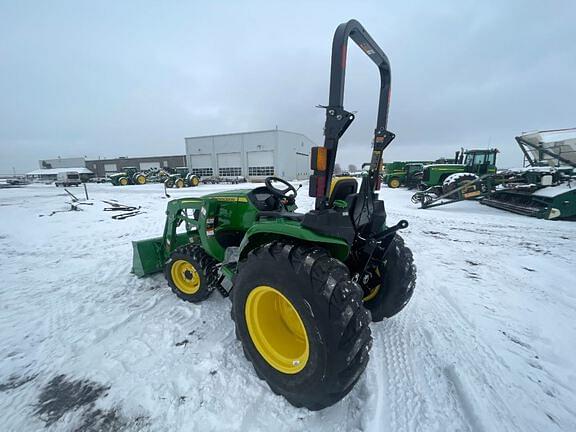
[423,164,465,170]
[202,189,253,202]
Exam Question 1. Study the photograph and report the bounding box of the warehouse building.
[86,155,186,177]
[31,157,93,181]
[185,129,314,181]
[39,157,86,170]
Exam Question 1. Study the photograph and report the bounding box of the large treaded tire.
[387,177,401,188]
[164,244,218,303]
[442,173,479,196]
[231,241,372,411]
[363,235,416,322]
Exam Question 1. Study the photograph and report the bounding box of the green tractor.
[383,160,433,188]
[109,166,147,186]
[165,167,200,188]
[132,20,416,410]
[420,149,498,193]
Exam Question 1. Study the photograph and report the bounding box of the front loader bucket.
[132,236,165,277]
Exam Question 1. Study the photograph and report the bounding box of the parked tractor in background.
[132,20,416,410]
[419,148,498,194]
[382,161,432,189]
[109,167,147,186]
[382,160,433,189]
[412,135,576,220]
[165,167,200,188]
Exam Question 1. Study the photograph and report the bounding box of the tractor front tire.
[231,242,372,411]
[118,177,129,186]
[363,234,416,322]
[164,244,218,303]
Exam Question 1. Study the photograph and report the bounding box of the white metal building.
[185,129,315,181]
[39,157,86,170]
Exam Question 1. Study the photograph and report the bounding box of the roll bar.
[311,19,396,210]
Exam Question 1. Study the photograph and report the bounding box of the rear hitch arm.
[373,219,409,242]
[354,219,409,284]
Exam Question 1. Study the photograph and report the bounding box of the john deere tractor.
[165,167,200,188]
[383,160,433,188]
[419,148,498,194]
[109,166,147,186]
[132,20,416,410]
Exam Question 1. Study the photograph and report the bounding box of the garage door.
[217,153,242,177]
[247,151,274,177]
[190,154,213,177]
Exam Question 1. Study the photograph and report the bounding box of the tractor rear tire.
[187,175,200,187]
[363,235,416,322]
[231,242,372,411]
[134,173,147,185]
[388,177,401,188]
[164,244,218,303]
[442,173,479,196]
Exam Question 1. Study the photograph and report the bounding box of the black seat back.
[329,177,358,206]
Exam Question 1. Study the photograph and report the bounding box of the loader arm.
[311,19,396,210]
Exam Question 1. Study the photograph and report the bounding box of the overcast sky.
[1,0,575,174]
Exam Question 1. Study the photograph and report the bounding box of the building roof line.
[85,155,185,163]
[184,129,315,143]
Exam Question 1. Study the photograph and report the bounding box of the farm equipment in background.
[143,168,171,184]
[481,168,576,219]
[412,134,576,220]
[164,167,200,188]
[382,160,433,188]
[132,20,416,410]
[516,128,576,168]
[419,148,498,192]
[411,149,498,207]
[480,131,576,220]
[109,167,147,186]
[201,176,246,185]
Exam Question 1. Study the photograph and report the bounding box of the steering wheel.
[264,177,297,202]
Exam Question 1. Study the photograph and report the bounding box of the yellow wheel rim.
[245,286,309,374]
[136,175,146,184]
[191,177,199,186]
[390,178,400,188]
[363,267,381,301]
[119,178,128,186]
[170,260,201,294]
[176,179,184,188]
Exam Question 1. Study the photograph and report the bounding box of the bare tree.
[348,164,357,173]
[334,163,342,175]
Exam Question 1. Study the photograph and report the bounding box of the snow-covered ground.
[1,182,575,431]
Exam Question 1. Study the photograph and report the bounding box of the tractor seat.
[329,176,358,207]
